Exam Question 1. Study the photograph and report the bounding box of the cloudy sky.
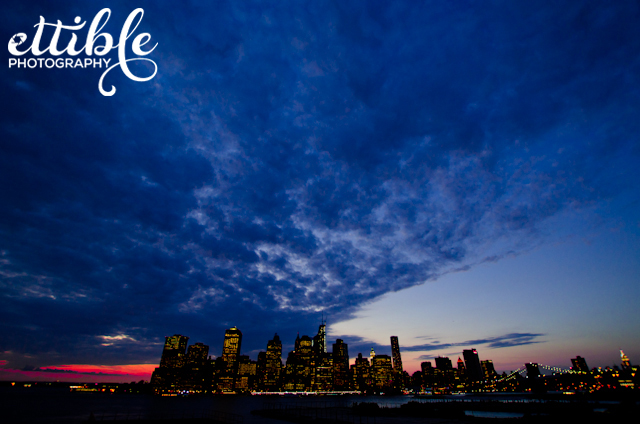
[2,0,639,381]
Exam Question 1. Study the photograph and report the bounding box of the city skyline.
[2,319,635,383]
[149,326,636,394]
[2,1,640,383]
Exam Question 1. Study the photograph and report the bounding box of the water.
[2,388,384,424]
[2,387,269,424]
[464,410,525,418]
[0,388,623,423]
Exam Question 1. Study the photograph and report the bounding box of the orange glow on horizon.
[0,364,158,382]
[42,363,157,376]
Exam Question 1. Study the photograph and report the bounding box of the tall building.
[390,336,404,374]
[236,355,257,391]
[434,356,455,389]
[284,334,316,391]
[456,357,466,378]
[352,353,371,391]
[186,342,209,363]
[333,339,349,390]
[435,356,452,371]
[421,361,434,387]
[371,354,393,389]
[153,335,210,394]
[481,360,497,379]
[221,326,242,372]
[183,342,210,393]
[571,356,589,372]
[313,322,327,354]
[463,349,484,382]
[390,336,404,389]
[314,353,334,391]
[159,334,189,369]
[621,350,631,370]
[262,333,283,390]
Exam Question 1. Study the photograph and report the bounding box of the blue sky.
[1,0,639,379]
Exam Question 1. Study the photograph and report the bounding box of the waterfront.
[2,386,636,424]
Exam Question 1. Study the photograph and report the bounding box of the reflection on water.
[0,388,625,424]
[465,410,524,418]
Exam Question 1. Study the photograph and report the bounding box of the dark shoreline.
[253,398,640,424]
[3,386,639,424]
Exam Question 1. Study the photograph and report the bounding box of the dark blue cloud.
[408,333,546,354]
[1,0,638,368]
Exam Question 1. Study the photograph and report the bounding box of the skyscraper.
[221,326,242,372]
[186,342,209,363]
[353,353,371,391]
[159,334,189,369]
[463,349,484,382]
[152,334,190,394]
[571,356,589,372]
[263,333,283,390]
[184,342,210,393]
[435,356,452,371]
[333,339,349,390]
[457,357,466,379]
[621,350,631,370]
[481,360,497,379]
[236,355,257,391]
[421,361,434,387]
[371,354,393,389]
[390,336,403,374]
[313,323,326,354]
[314,353,334,391]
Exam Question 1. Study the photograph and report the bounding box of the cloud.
[97,334,140,347]
[406,333,546,354]
[0,0,638,367]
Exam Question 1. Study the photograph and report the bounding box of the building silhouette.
[150,329,637,395]
[352,353,371,391]
[390,336,404,388]
[621,350,631,370]
[463,349,484,382]
[217,327,242,392]
[371,354,393,390]
[332,339,349,390]
[481,360,497,379]
[314,352,334,391]
[152,335,211,394]
[421,361,434,388]
[390,336,403,372]
[571,356,589,372]
[183,342,210,392]
[284,334,315,391]
[435,356,452,371]
[313,322,326,355]
[221,327,242,373]
[261,333,282,390]
[456,357,466,378]
[159,334,189,369]
[236,355,257,391]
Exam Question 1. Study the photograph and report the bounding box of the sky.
[1,0,639,382]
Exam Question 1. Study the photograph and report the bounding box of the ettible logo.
[8,8,158,96]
